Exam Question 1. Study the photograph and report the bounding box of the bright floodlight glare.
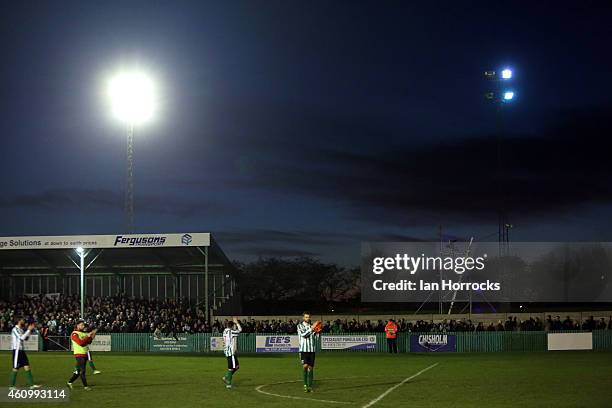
[501,68,513,79]
[503,91,515,101]
[108,71,155,124]
[76,247,84,254]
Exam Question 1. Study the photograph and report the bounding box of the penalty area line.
[255,378,353,405]
[361,363,439,408]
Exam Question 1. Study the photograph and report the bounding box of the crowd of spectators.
[0,295,211,335]
[244,316,612,334]
[1,295,612,334]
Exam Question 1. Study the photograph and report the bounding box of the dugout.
[0,233,240,319]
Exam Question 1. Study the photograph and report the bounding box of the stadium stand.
[0,233,242,320]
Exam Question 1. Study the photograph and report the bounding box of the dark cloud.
[232,246,319,258]
[217,230,345,259]
[0,188,232,218]
[217,229,429,261]
[0,189,119,210]
[228,108,612,227]
[218,229,426,247]
[217,229,343,247]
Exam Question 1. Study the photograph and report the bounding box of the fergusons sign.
[0,233,210,250]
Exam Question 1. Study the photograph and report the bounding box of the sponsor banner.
[362,242,612,302]
[321,335,377,350]
[256,335,299,353]
[547,333,593,351]
[150,335,192,352]
[89,335,111,352]
[0,233,210,250]
[410,334,456,352]
[210,336,225,352]
[0,335,39,351]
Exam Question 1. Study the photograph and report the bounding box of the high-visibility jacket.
[385,321,398,339]
[71,331,92,357]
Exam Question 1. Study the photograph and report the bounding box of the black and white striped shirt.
[297,321,317,352]
[11,326,31,351]
[223,324,242,357]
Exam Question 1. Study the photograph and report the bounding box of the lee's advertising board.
[256,335,299,352]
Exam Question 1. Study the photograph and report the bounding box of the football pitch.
[2,351,612,407]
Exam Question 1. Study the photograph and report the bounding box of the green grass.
[2,351,612,407]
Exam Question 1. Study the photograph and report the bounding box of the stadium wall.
[4,331,612,353]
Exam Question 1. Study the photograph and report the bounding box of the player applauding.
[8,318,40,390]
[222,317,242,389]
[297,312,321,393]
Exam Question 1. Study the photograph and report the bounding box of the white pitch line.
[255,378,352,405]
[361,363,439,408]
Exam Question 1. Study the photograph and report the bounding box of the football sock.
[68,371,79,384]
[303,369,308,386]
[226,371,233,385]
[89,361,97,370]
[308,370,314,387]
[9,371,17,386]
[24,370,34,386]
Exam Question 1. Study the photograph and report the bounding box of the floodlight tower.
[108,71,156,233]
[484,67,515,256]
[76,247,85,318]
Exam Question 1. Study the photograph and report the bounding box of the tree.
[234,257,360,311]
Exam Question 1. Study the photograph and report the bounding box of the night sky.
[1,1,612,265]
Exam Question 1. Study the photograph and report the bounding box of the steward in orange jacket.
[385,319,399,354]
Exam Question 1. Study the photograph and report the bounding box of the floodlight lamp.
[108,71,156,125]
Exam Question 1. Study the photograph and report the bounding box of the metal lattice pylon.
[125,123,135,233]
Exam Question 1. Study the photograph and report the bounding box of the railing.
[3,330,612,353]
